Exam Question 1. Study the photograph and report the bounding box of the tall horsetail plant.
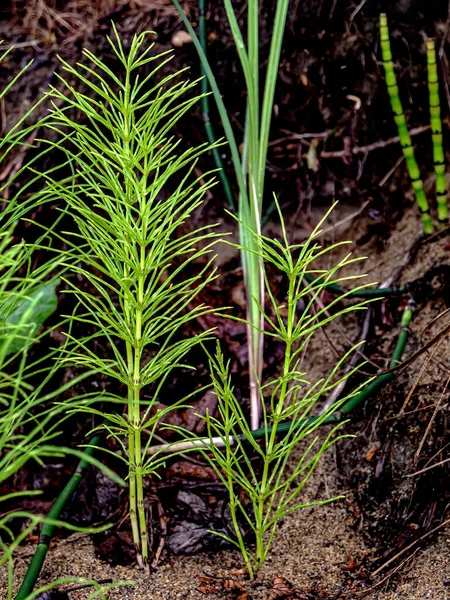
[42,27,219,571]
[426,38,448,226]
[173,0,290,429]
[379,13,433,234]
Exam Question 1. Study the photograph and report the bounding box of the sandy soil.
[4,455,450,599]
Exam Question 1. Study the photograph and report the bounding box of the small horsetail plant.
[379,13,433,234]
[41,26,220,571]
[427,38,448,227]
[173,0,290,430]
[177,204,372,577]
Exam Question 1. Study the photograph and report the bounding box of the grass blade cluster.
[173,0,290,429]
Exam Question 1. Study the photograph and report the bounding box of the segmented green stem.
[124,216,142,568]
[127,372,141,567]
[122,65,146,570]
[427,38,448,226]
[253,271,295,569]
[133,245,149,570]
[379,13,433,234]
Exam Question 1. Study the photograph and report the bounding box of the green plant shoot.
[190,204,371,577]
[173,0,290,429]
[42,26,220,570]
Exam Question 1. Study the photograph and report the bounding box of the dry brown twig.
[383,320,450,378]
[408,456,450,477]
[370,517,450,579]
[415,375,450,460]
[397,336,445,416]
[357,548,420,597]
[272,124,432,159]
[151,500,167,569]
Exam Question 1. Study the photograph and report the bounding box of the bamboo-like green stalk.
[379,13,433,234]
[131,256,148,567]
[426,38,448,226]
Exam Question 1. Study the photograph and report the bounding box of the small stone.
[171,30,193,47]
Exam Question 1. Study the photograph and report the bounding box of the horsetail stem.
[379,13,433,234]
[126,320,141,565]
[426,38,448,227]
[122,61,146,568]
[129,244,149,570]
[38,26,220,573]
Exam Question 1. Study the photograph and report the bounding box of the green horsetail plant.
[0,42,122,492]
[173,0,290,430]
[379,13,433,234]
[41,26,220,571]
[179,204,372,577]
[427,38,448,226]
[0,46,126,600]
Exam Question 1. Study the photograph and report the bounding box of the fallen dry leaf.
[270,575,309,599]
[341,557,358,571]
[166,461,218,481]
[198,575,218,595]
[231,568,247,576]
[365,446,377,462]
[197,575,248,599]
[223,578,248,600]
